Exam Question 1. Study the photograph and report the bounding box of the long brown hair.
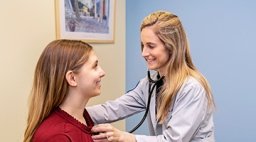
[24,39,93,142]
[141,11,215,123]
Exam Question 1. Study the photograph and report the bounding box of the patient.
[23,39,105,142]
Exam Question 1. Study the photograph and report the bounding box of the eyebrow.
[141,41,156,45]
[144,42,157,47]
[141,41,156,44]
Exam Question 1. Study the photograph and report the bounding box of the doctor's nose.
[141,47,150,57]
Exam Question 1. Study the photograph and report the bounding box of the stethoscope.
[129,70,164,133]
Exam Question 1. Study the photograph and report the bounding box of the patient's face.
[76,51,105,98]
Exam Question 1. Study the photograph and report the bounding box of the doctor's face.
[76,51,105,98]
[141,26,170,75]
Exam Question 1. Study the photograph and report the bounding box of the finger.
[94,123,112,129]
[92,124,113,133]
[94,123,112,128]
[105,131,115,141]
[105,131,114,138]
[93,140,108,142]
[92,133,107,140]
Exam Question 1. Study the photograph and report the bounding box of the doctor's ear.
[65,71,77,87]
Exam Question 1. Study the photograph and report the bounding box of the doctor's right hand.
[91,124,136,142]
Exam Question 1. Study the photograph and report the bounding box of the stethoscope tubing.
[129,71,164,133]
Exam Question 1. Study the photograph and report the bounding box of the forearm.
[87,98,145,124]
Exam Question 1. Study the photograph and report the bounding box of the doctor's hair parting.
[141,11,215,123]
[24,39,93,142]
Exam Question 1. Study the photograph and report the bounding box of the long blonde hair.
[24,39,93,142]
[141,11,214,123]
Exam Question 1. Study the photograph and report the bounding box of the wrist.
[123,132,136,142]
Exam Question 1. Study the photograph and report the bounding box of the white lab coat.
[87,75,215,142]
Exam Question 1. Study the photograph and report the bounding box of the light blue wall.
[126,0,256,141]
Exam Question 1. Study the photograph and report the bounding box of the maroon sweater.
[32,107,94,142]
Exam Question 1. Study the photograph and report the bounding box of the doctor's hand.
[91,124,136,142]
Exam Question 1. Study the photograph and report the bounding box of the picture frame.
[55,0,115,43]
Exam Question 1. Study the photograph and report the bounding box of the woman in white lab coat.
[88,11,215,142]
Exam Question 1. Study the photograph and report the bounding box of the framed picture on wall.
[55,0,115,43]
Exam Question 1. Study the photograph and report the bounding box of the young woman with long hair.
[24,39,105,142]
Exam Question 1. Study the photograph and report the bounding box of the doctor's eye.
[147,43,156,49]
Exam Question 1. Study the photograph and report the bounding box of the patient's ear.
[65,71,77,86]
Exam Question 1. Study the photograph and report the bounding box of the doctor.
[88,11,215,142]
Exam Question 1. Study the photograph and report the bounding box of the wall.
[126,0,256,141]
[0,0,125,141]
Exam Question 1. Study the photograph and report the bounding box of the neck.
[60,90,89,125]
[158,69,166,77]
